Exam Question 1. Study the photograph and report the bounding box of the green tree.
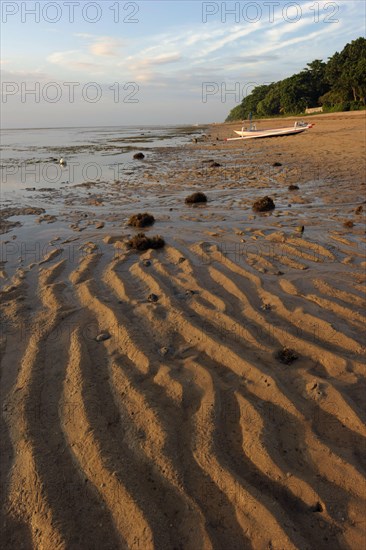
[225,37,366,121]
[325,37,366,104]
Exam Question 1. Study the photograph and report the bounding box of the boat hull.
[233,124,313,139]
[226,122,314,141]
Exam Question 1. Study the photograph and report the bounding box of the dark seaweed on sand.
[275,347,298,365]
[127,233,165,251]
[128,212,155,227]
[252,196,275,212]
[185,192,207,204]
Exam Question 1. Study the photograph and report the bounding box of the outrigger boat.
[226,116,314,141]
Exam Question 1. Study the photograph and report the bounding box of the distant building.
[305,107,323,114]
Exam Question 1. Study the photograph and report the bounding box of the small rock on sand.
[96,332,111,342]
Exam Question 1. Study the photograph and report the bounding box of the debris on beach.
[252,196,275,212]
[343,220,354,228]
[147,293,159,303]
[288,184,299,191]
[128,212,155,228]
[133,152,145,160]
[355,205,363,214]
[275,347,298,365]
[96,332,111,342]
[295,225,305,233]
[127,233,165,251]
[185,192,208,204]
[185,289,196,296]
[272,162,282,167]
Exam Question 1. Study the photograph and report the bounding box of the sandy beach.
[1,111,365,549]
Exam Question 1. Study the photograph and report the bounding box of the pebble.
[185,289,196,296]
[96,332,111,342]
[148,293,158,303]
[142,259,151,267]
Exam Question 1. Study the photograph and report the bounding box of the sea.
[0,125,205,203]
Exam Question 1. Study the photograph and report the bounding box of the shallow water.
[0,125,205,196]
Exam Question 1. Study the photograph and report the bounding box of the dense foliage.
[226,37,366,121]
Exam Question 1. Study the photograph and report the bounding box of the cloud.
[134,53,182,68]
[46,50,105,74]
[89,38,122,57]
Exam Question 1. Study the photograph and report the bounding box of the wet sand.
[1,111,365,549]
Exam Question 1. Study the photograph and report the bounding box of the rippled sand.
[1,112,365,549]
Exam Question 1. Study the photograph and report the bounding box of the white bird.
[59,158,67,166]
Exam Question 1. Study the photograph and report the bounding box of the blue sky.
[1,1,364,127]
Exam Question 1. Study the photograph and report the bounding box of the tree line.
[226,37,366,121]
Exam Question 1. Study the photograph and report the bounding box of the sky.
[1,0,364,127]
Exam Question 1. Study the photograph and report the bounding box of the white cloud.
[46,50,105,74]
[89,37,123,57]
[134,53,181,68]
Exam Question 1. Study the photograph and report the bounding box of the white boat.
[226,121,314,141]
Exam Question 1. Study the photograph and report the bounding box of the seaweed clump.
[127,233,165,251]
[128,212,155,228]
[252,196,275,212]
[185,192,207,204]
[275,347,298,365]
